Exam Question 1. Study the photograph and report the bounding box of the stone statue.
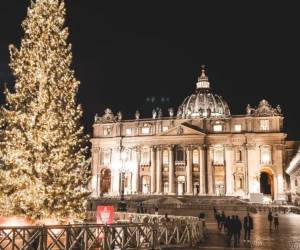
[246,104,252,115]
[152,109,157,119]
[117,111,122,121]
[276,105,282,115]
[135,110,140,120]
[168,107,174,117]
[94,113,99,122]
[158,108,162,118]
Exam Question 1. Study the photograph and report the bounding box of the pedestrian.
[268,211,273,231]
[274,213,279,230]
[220,211,226,231]
[243,212,253,242]
[213,206,217,220]
[235,215,242,245]
[227,215,235,246]
[225,216,231,235]
[216,212,221,230]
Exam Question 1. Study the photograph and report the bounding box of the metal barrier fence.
[0,215,205,249]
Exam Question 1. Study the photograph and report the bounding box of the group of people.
[267,211,279,231]
[213,207,253,247]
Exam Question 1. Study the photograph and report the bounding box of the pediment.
[160,123,206,136]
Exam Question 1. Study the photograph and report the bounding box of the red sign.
[96,206,114,224]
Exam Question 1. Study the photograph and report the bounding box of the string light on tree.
[0,0,90,221]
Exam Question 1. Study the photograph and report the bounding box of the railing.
[0,214,205,249]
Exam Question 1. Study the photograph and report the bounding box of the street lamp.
[117,147,131,212]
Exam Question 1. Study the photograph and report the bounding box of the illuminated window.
[141,148,150,165]
[125,128,132,136]
[103,126,112,136]
[234,124,242,132]
[192,149,199,164]
[162,126,169,132]
[261,146,271,164]
[102,150,111,165]
[213,124,222,132]
[163,150,169,165]
[260,120,270,131]
[213,147,224,165]
[141,127,150,134]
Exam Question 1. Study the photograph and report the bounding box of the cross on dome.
[196,65,210,89]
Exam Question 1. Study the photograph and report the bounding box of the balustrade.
[0,213,205,249]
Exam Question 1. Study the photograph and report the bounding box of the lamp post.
[117,148,131,212]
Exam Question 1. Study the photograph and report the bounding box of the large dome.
[177,66,231,119]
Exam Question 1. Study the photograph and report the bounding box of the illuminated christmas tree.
[0,0,90,220]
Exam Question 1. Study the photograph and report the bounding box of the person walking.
[227,215,235,246]
[268,211,273,231]
[220,211,226,232]
[243,212,253,242]
[274,213,279,230]
[236,215,242,245]
[225,216,231,235]
[216,212,221,230]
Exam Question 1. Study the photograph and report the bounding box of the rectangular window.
[261,146,271,164]
[213,124,222,132]
[234,124,242,132]
[141,148,150,165]
[213,148,224,165]
[162,126,169,132]
[260,120,270,131]
[125,128,132,136]
[192,149,199,164]
[141,127,150,134]
[163,150,169,165]
[102,150,111,165]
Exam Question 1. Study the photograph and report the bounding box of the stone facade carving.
[95,108,117,123]
[247,100,282,117]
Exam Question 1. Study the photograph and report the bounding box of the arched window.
[163,150,169,165]
[193,149,199,164]
[213,147,224,165]
[238,176,243,189]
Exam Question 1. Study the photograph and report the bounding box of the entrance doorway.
[100,169,111,195]
[260,170,274,199]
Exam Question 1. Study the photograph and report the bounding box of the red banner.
[96,206,114,224]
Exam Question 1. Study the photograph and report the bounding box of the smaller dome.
[177,66,231,119]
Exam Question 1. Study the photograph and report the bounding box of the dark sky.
[0,1,299,139]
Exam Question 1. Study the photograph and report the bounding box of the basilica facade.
[90,67,296,201]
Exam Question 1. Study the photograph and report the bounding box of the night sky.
[0,1,299,139]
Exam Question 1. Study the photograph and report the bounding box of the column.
[207,146,214,195]
[134,148,140,194]
[199,145,207,194]
[186,146,193,195]
[225,145,234,195]
[150,146,156,194]
[156,146,163,194]
[169,145,175,195]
